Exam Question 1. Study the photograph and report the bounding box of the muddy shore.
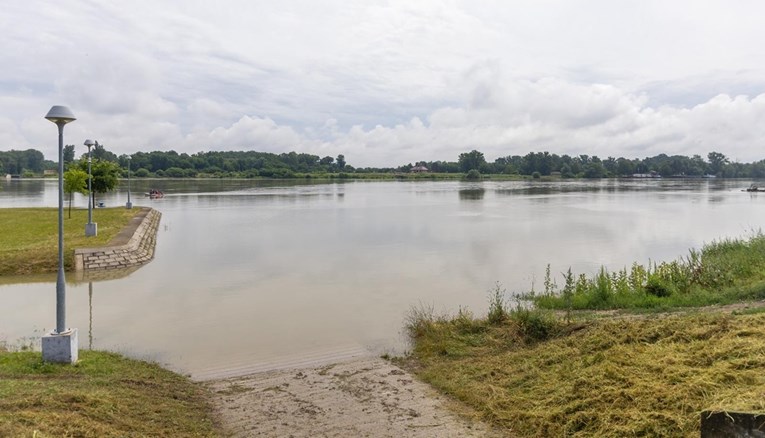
[207,357,499,437]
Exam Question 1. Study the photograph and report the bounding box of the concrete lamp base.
[85,222,98,236]
[42,328,78,364]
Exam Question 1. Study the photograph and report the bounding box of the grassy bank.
[0,348,219,437]
[0,208,137,276]
[404,304,765,437]
[404,234,765,436]
[530,232,765,311]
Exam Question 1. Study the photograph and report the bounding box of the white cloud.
[192,116,306,152]
[2,1,765,166]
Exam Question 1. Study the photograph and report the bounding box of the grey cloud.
[5,1,765,167]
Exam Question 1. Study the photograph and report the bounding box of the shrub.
[510,307,557,341]
[645,274,675,297]
[465,169,481,180]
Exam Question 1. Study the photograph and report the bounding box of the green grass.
[403,306,765,437]
[529,232,765,311]
[0,349,220,437]
[0,208,138,276]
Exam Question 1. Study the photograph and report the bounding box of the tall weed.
[531,231,765,310]
[488,283,508,325]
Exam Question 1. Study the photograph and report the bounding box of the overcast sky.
[3,0,765,167]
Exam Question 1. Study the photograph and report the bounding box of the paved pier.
[74,207,161,272]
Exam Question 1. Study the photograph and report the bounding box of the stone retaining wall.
[74,208,161,272]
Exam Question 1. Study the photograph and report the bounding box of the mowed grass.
[0,208,137,276]
[0,349,220,437]
[404,306,765,437]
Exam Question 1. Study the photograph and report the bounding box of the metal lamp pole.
[42,106,79,364]
[126,156,132,209]
[45,106,75,334]
[83,139,97,236]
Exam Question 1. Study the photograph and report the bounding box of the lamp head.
[45,106,76,125]
[84,139,95,150]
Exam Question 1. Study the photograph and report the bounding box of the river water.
[1,178,763,378]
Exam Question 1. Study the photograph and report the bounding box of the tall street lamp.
[83,139,97,236]
[126,155,132,209]
[42,105,79,364]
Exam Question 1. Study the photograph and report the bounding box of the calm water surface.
[1,178,763,378]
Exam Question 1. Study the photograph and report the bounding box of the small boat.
[145,189,164,198]
[744,184,765,192]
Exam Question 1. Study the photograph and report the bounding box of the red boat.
[145,189,164,198]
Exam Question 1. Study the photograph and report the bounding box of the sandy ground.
[205,357,500,437]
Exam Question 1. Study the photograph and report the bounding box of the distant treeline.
[428,150,765,178]
[118,150,348,178]
[0,149,47,176]
[2,147,765,179]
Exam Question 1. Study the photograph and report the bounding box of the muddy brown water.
[1,178,763,378]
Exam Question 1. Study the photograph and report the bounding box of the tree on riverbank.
[5,145,765,179]
[75,159,120,205]
[0,149,46,175]
[63,169,88,218]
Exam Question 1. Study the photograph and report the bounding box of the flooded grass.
[530,232,765,311]
[0,348,220,437]
[404,306,765,437]
[0,207,137,276]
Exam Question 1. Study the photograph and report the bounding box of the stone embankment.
[74,208,161,272]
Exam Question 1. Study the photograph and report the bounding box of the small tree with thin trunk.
[63,169,88,218]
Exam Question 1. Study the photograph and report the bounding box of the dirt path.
[206,357,499,437]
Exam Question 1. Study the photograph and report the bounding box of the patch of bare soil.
[206,357,500,437]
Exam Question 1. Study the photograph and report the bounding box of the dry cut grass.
[405,308,765,437]
[0,207,137,276]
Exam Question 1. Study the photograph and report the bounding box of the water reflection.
[2,178,765,378]
[459,188,485,200]
[0,267,143,287]
[89,282,94,350]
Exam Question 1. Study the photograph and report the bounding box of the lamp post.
[83,139,97,236]
[126,156,132,209]
[42,105,79,364]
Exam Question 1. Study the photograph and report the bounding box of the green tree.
[0,149,45,174]
[560,164,574,178]
[63,145,75,165]
[616,158,635,176]
[165,167,186,177]
[707,151,729,176]
[63,169,88,218]
[583,162,606,178]
[90,143,118,162]
[458,150,486,172]
[336,154,346,170]
[78,159,120,205]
